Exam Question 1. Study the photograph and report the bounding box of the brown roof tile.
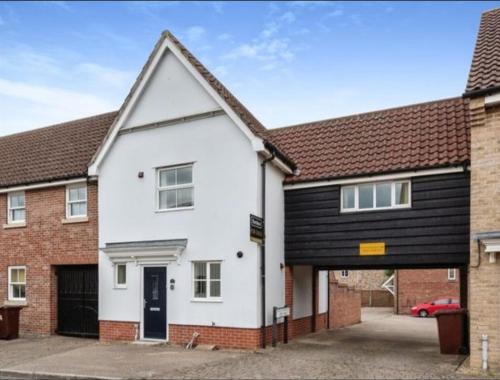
[0,112,116,188]
[465,8,500,95]
[268,97,470,183]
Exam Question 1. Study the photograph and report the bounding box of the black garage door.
[57,265,98,338]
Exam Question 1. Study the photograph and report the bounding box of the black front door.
[57,265,98,338]
[144,267,167,339]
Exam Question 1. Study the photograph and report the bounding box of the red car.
[411,297,460,317]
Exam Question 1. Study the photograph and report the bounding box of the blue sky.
[0,1,498,136]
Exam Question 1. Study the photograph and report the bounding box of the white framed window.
[115,264,127,288]
[66,184,87,218]
[7,191,26,224]
[157,164,194,211]
[8,266,26,301]
[192,261,221,300]
[448,268,457,281]
[340,270,350,279]
[341,180,411,212]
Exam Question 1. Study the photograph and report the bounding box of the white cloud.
[0,78,116,134]
[328,9,344,17]
[225,44,259,59]
[260,22,279,39]
[77,63,134,88]
[289,1,339,8]
[225,38,294,62]
[210,1,224,14]
[217,33,233,42]
[186,25,206,42]
[41,1,72,11]
[221,5,301,72]
[280,11,296,23]
[214,65,228,77]
[0,42,133,133]
[292,27,311,36]
[0,78,113,112]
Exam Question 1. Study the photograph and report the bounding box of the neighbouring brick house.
[395,269,460,314]
[0,113,114,336]
[463,8,500,371]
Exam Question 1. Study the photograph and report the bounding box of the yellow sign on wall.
[359,242,386,256]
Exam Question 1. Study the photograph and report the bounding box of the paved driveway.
[0,308,466,379]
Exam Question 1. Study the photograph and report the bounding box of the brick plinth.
[169,324,261,349]
[0,183,98,336]
[170,312,328,349]
[99,321,139,342]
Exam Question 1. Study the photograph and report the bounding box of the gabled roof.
[0,112,116,188]
[89,31,296,174]
[465,8,500,96]
[268,97,470,184]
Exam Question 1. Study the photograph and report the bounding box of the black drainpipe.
[261,154,274,349]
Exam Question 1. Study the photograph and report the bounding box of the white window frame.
[448,268,457,281]
[340,270,349,279]
[7,191,26,224]
[191,261,221,302]
[115,264,127,289]
[8,266,26,301]
[341,180,411,212]
[156,164,194,211]
[66,183,87,219]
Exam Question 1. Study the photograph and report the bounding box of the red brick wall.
[329,280,361,329]
[0,182,98,335]
[170,324,261,349]
[396,269,460,314]
[169,312,328,349]
[100,321,138,342]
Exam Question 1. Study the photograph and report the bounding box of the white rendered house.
[88,31,329,347]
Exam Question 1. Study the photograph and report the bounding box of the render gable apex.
[88,30,296,176]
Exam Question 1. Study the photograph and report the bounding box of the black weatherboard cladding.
[284,172,470,269]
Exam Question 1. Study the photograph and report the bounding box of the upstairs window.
[8,192,26,224]
[157,164,194,211]
[340,270,350,279]
[341,180,410,212]
[66,184,87,218]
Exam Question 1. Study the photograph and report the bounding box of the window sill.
[155,207,194,213]
[3,222,26,229]
[190,298,223,303]
[4,300,27,307]
[61,217,89,224]
[114,286,127,290]
[340,205,411,213]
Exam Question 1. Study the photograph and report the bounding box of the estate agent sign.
[250,214,264,244]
